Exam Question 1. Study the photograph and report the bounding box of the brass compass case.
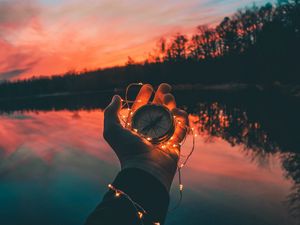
[131,104,175,144]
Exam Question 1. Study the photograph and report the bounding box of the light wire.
[114,83,197,222]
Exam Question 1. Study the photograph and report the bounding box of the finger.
[104,95,122,124]
[103,95,123,142]
[171,108,188,144]
[131,84,153,112]
[163,93,176,111]
[153,83,172,104]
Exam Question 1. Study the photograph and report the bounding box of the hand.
[103,83,188,191]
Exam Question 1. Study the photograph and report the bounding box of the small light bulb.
[137,99,142,103]
[138,211,143,219]
[127,123,131,126]
[180,163,184,168]
[108,184,113,189]
[154,223,160,225]
[122,115,126,118]
[130,112,133,115]
[173,144,177,148]
[146,137,152,141]
[194,134,198,137]
[133,129,138,132]
[179,184,184,191]
[170,137,174,140]
[115,192,121,197]
[161,145,166,149]
[138,82,143,85]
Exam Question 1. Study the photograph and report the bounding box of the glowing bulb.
[137,99,142,103]
[133,129,138,132]
[115,192,121,197]
[177,121,182,124]
[130,112,133,115]
[138,82,143,85]
[161,145,166,149]
[170,137,174,140]
[127,123,131,126]
[194,134,198,137]
[138,211,143,219]
[122,115,126,118]
[180,164,184,168]
[173,144,177,148]
[154,223,160,225]
[179,184,184,191]
[108,184,113,189]
[146,137,152,141]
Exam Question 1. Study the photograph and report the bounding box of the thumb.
[104,95,122,123]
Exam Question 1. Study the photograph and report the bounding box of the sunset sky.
[0,0,273,80]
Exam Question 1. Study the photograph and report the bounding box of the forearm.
[85,168,170,225]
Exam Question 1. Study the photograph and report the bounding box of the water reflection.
[188,102,300,220]
[0,105,299,225]
[281,153,300,218]
[189,102,276,153]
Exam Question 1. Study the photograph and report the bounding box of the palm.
[103,83,188,190]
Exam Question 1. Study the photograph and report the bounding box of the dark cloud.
[0,49,40,81]
[0,68,29,80]
[0,0,39,31]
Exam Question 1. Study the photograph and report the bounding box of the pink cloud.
[0,0,273,80]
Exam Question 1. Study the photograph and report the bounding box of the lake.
[0,89,299,225]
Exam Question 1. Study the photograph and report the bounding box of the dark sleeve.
[84,168,170,225]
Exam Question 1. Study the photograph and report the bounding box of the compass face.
[131,104,175,143]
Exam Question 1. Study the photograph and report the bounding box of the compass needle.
[131,104,175,144]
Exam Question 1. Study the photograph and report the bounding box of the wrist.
[121,159,177,192]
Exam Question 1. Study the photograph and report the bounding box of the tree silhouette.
[164,33,188,62]
[0,1,299,98]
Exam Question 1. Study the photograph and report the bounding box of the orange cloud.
[0,0,273,80]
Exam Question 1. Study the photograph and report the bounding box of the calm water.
[0,99,299,225]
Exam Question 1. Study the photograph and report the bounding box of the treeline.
[147,0,299,62]
[0,1,299,99]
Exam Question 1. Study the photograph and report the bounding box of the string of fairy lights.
[107,183,160,225]
[110,83,196,225]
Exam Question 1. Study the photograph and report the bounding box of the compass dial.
[131,104,175,143]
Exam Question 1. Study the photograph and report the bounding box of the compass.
[131,104,175,144]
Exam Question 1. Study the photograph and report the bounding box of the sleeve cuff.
[112,168,170,224]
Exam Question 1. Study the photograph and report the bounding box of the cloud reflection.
[0,110,115,163]
[0,109,298,224]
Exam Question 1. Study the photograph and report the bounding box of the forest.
[0,1,299,99]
